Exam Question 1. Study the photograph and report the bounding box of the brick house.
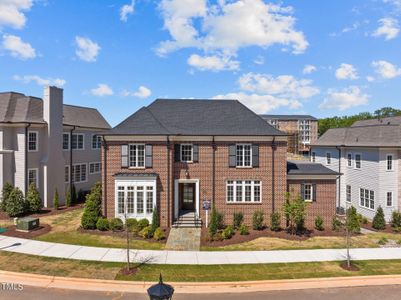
[101,99,337,228]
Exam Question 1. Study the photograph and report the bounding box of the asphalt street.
[1,284,401,300]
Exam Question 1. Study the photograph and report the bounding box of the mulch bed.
[361,222,401,234]
[78,227,170,244]
[1,224,51,238]
[0,204,84,221]
[201,227,348,247]
[340,261,360,271]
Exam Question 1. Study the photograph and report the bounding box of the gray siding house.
[311,116,401,221]
[0,86,110,207]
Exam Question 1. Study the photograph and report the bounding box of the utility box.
[16,217,40,232]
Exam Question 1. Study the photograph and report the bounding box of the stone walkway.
[165,228,201,251]
[1,235,401,265]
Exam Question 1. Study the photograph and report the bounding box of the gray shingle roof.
[352,116,401,127]
[311,125,401,147]
[0,92,110,129]
[108,99,286,136]
[260,114,318,121]
[287,161,339,175]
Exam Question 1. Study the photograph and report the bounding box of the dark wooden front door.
[179,183,195,211]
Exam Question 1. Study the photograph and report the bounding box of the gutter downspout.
[272,137,276,213]
[25,123,31,196]
[102,136,107,217]
[212,136,216,206]
[167,136,171,226]
[335,146,342,212]
[70,127,75,202]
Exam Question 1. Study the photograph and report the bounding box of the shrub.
[65,189,71,208]
[314,216,324,231]
[81,182,102,229]
[71,185,77,205]
[53,189,59,210]
[109,218,123,231]
[391,211,401,228]
[252,210,264,230]
[1,182,13,212]
[284,196,307,234]
[96,218,109,231]
[126,218,138,232]
[209,207,219,237]
[239,223,249,235]
[150,207,159,235]
[217,212,225,229]
[346,206,361,234]
[153,227,166,241]
[137,219,150,231]
[378,237,388,245]
[139,225,153,239]
[5,187,27,217]
[332,216,343,231]
[397,239,401,245]
[233,212,244,229]
[372,206,386,230]
[222,225,235,240]
[26,182,42,213]
[270,212,281,231]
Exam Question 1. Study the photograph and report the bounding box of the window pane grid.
[360,188,374,209]
[226,180,261,203]
[181,144,193,162]
[28,132,37,151]
[236,144,251,167]
[129,144,145,167]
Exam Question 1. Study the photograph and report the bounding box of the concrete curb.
[2,270,401,294]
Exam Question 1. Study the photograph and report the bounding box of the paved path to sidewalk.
[165,228,201,251]
[1,235,401,265]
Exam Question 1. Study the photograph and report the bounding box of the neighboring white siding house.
[0,87,110,207]
[311,117,401,222]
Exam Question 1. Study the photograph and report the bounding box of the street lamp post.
[147,274,174,300]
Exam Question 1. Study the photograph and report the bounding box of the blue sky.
[1,0,401,126]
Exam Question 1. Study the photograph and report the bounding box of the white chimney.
[42,86,65,207]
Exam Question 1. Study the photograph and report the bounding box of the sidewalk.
[1,235,401,265]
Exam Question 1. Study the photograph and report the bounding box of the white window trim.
[91,134,102,150]
[27,131,39,152]
[128,143,146,169]
[63,132,70,151]
[303,183,313,203]
[89,161,101,174]
[347,153,353,168]
[65,165,70,183]
[359,187,375,211]
[386,154,394,171]
[28,168,39,188]
[71,133,85,151]
[72,163,88,184]
[325,152,332,166]
[180,144,193,163]
[354,153,362,170]
[386,191,394,207]
[226,180,262,203]
[236,144,253,168]
[346,185,352,203]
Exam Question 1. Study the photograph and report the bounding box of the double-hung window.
[360,188,374,209]
[236,144,252,167]
[28,169,38,187]
[71,134,84,150]
[226,180,261,203]
[63,133,70,150]
[65,166,69,183]
[115,182,155,219]
[180,144,193,162]
[387,192,393,207]
[129,144,145,168]
[387,155,393,171]
[347,153,352,167]
[72,163,87,183]
[89,162,101,174]
[355,154,361,169]
[92,135,102,149]
[346,185,351,202]
[303,184,313,202]
[28,131,38,151]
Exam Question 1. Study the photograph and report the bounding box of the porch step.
[173,213,202,228]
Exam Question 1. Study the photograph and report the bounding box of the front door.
[179,183,195,211]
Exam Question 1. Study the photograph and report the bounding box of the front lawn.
[2,251,401,282]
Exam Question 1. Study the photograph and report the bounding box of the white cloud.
[187,53,239,71]
[2,34,36,60]
[13,74,66,87]
[302,64,317,74]
[372,60,401,78]
[366,76,375,82]
[90,84,113,97]
[75,36,100,62]
[121,86,152,98]
[157,0,307,70]
[238,73,319,99]
[335,63,359,80]
[120,1,135,22]
[0,0,33,30]
[372,18,399,40]
[253,55,265,65]
[319,86,369,111]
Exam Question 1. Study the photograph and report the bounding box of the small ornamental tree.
[81,182,102,229]
[26,182,42,213]
[284,196,308,234]
[5,187,26,217]
[270,212,281,231]
[65,189,71,208]
[391,211,401,228]
[372,206,386,230]
[1,182,13,212]
[53,189,59,210]
[150,206,159,235]
[209,206,218,237]
[346,206,360,234]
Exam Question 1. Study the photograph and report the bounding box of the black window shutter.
[300,183,305,200]
[252,144,259,167]
[121,145,128,168]
[145,144,153,168]
[229,145,236,167]
[174,144,181,162]
[193,144,199,163]
[312,184,317,202]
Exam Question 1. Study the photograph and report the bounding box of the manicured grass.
[2,251,401,282]
[201,233,401,251]
[34,208,165,250]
